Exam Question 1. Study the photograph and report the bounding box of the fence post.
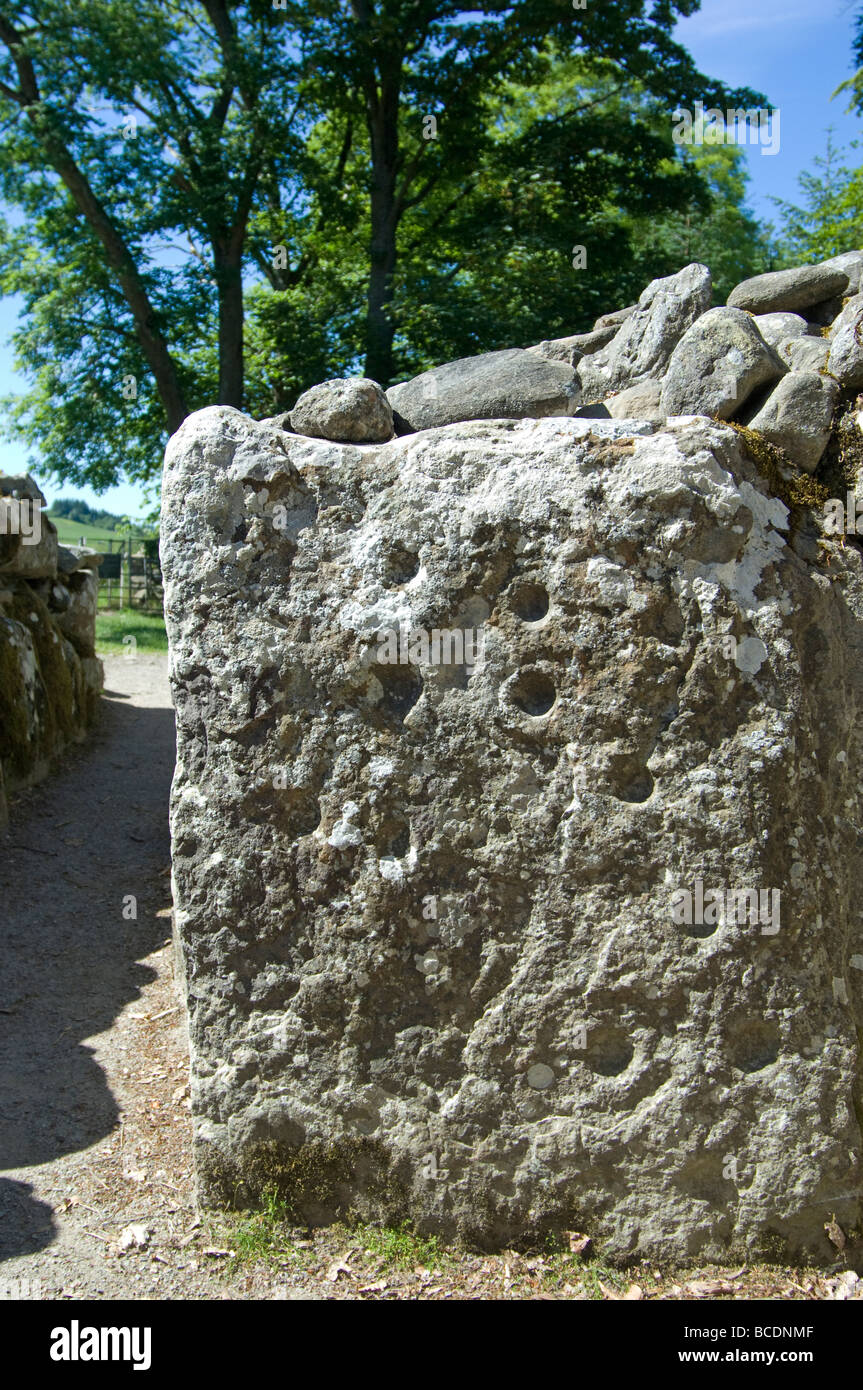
[126,535,133,610]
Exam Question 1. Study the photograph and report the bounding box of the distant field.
[48,514,148,547]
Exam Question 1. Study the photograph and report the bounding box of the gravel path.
[0,652,233,1299]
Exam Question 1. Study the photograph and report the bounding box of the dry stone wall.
[163,254,863,1266]
[0,475,103,827]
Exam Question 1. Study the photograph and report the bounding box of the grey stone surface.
[527,325,616,364]
[826,296,863,389]
[747,371,838,473]
[57,545,84,577]
[387,349,579,433]
[56,569,99,657]
[753,313,811,349]
[0,579,102,825]
[594,305,635,330]
[66,545,105,573]
[578,263,712,400]
[290,377,394,444]
[727,263,850,315]
[162,403,863,1265]
[605,379,664,422]
[778,337,829,374]
[0,497,58,581]
[660,307,787,420]
[822,250,863,296]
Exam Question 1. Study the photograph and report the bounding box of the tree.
[0,1,765,488]
[772,132,863,265]
[287,0,763,384]
[0,0,308,481]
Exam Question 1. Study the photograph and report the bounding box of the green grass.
[226,1193,300,1265]
[351,1220,449,1270]
[95,609,167,654]
[48,514,146,547]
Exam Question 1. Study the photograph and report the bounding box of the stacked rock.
[283,252,863,480]
[0,474,103,827]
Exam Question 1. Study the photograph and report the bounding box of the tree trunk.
[50,145,189,433]
[364,65,400,386]
[214,246,244,408]
[365,184,398,385]
[0,15,189,434]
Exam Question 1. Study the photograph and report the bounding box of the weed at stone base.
[347,1219,450,1271]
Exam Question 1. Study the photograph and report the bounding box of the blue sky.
[0,0,861,517]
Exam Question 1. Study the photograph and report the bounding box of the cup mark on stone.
[581,1026,633,1076]
[509,667,557,717]
[381,541,420,586]
[372,662,423,721]
[727,1017,780,1073]
[510,582,550,624]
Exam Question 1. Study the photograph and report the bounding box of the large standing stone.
[727,262,850,315]
[577,263,712,400]
[746,371,838,473]
[386,349,579,432]
[162,404,863,1265]
[660,308,786,419]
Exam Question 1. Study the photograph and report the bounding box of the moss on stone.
[0,620,31,773]
[196,1136,409,1226]
[9,588,77,755]
[819,395,863,502]
[0,584,91,793]
[724,421,830,512]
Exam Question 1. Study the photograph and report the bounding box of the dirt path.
[0,652,236,1299]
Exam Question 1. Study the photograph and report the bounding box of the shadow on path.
[0,655,175,1261]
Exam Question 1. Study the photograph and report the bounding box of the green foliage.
[224,1191,299,1266]
[0,1,768,488]
[772,132,863,264]
[49,496,122,529]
